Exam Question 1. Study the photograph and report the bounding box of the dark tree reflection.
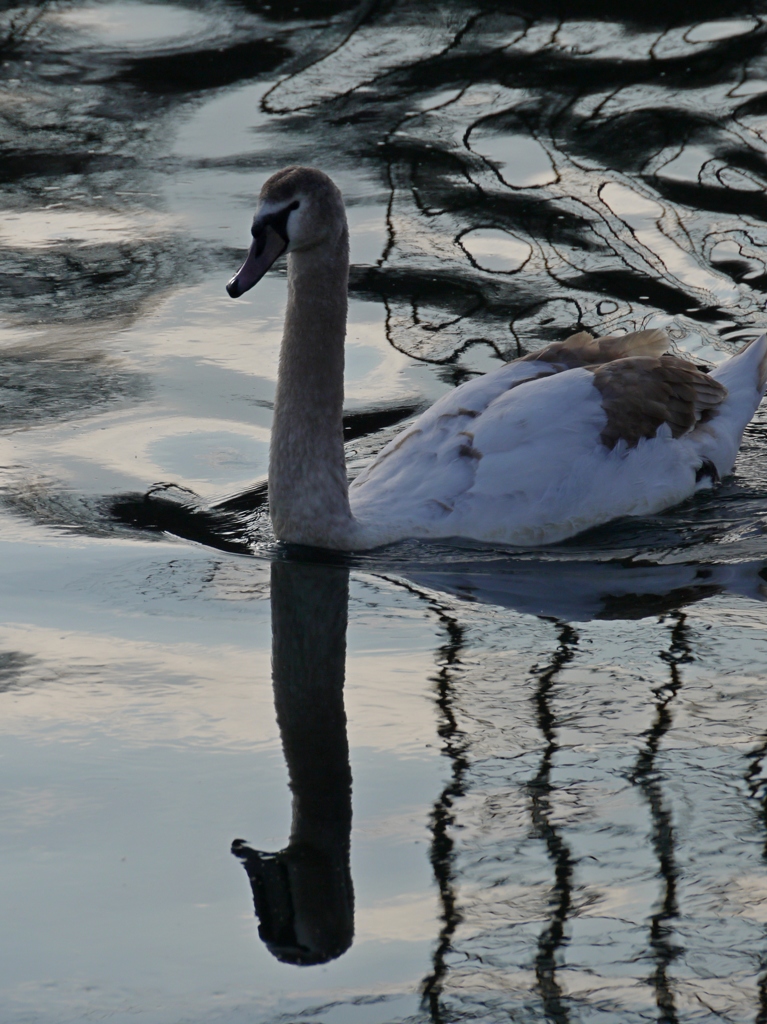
[528,623,579,1024]
[747,731,767,1021]
[421,602,469,1022]
[630,613,691,1024]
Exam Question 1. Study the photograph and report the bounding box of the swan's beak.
[226,225,287,298]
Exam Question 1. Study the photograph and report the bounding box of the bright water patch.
[459,228,532,273]
[54,2,217,48]
[467,131,559,189]
[148,429,269,486]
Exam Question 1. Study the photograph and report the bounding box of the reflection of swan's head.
[232,838,354,966]
[226,166,346,297]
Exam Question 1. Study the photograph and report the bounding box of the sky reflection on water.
[3,0,767,1021]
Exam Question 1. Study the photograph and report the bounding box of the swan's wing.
[593,354,726,449]
[351,328,672,496]
[349,353,562,496]
[350,348,732,546]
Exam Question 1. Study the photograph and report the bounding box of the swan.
[226,166,767,551]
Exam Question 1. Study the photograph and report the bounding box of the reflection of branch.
[747,735,767,1022]
[380,292,501,369]
[759,951,767,1024]
[631,612,690,1024]
[528,622,578,1024]
[261,0,383,115]
[381,577,467,1023]
[378,147,397,268]
[1,0,57,53]
[746,737,767,859]
[421,602,469,1022]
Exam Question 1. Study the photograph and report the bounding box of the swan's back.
[349,329,766,547]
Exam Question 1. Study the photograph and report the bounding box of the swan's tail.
[711,333,767,392]
[702,334,767,476]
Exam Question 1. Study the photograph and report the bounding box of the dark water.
[4,1,767,1021]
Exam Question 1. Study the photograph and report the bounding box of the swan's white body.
[349,341,767,548]
[227,167,767,551]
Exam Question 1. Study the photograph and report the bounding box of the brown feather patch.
[589,355,728,450]
[521,328,669,370]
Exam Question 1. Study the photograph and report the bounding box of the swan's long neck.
[269,228,356,547]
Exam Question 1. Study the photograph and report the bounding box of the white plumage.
[349,335,767,548]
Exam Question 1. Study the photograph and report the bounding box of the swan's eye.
[272,200,300,241]
[253,200,300,244]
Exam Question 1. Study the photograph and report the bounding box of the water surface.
[3,1,767,1021]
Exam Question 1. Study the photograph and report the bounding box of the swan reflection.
[403,557,767,621]
[232,559,353,965]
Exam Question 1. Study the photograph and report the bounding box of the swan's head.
[226,166,346,298]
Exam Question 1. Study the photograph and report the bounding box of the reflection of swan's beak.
[232,838,353,965]
[226,225,287,297]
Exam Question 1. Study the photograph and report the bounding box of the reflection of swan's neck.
[271,561,352,854]
[269,233,358,548]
